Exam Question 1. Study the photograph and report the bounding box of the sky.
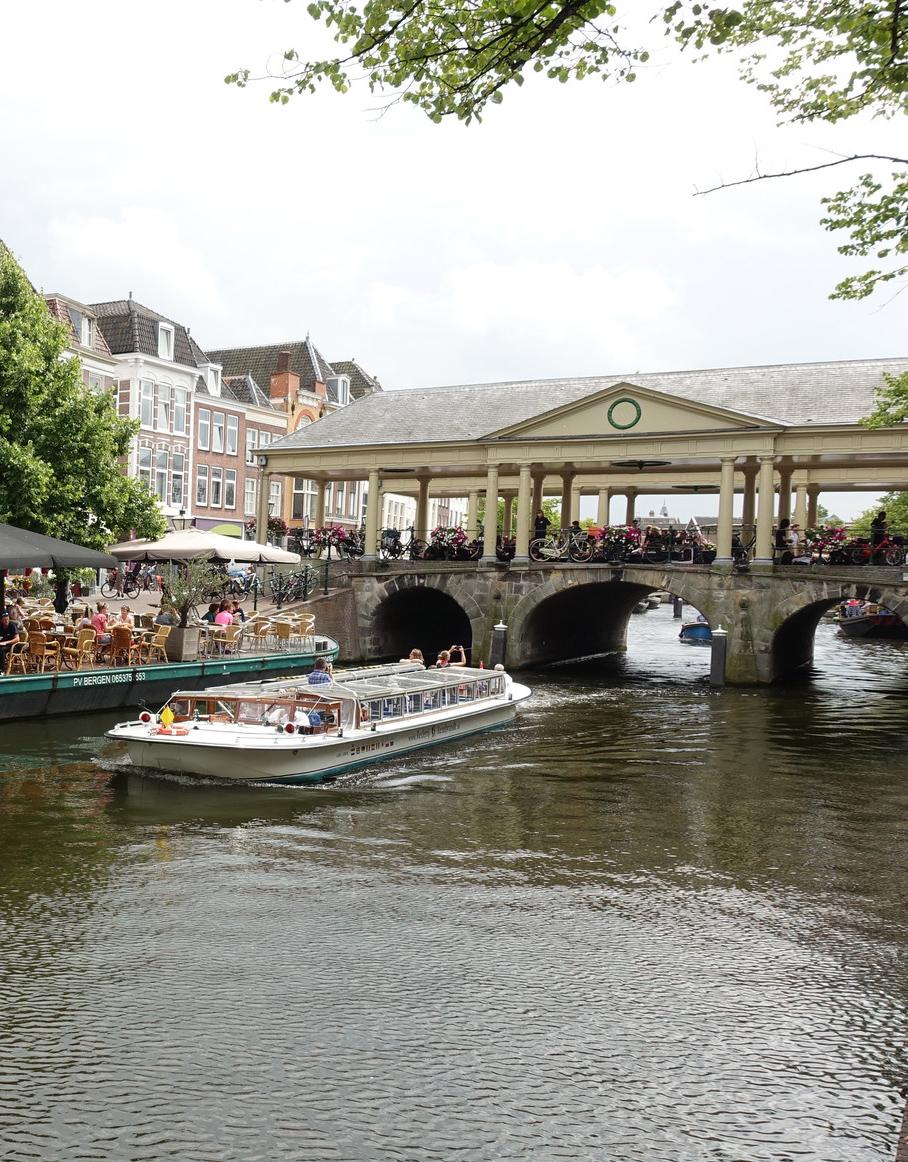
[2,0,905,521]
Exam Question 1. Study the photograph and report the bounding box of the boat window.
[406,693,422,715]
[490,677,504,695]
[238,700,266,723]
[369,699,382,722]
[382,696,403,719]
[441,686,457,706]
[458,683,474,702]
[169,698,190,720]
[422,689,440,711]
[476,680,490,698]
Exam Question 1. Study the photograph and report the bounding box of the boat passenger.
[436,645,467,668]
[402,648,425,666]
[308,658,332,685]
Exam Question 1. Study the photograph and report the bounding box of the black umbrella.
[0,524,118,613]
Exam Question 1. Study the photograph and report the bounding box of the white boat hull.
[112,684,532,783]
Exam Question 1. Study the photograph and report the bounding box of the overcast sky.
[2,0,905,520]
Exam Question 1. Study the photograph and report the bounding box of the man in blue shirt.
[307,658,332,685]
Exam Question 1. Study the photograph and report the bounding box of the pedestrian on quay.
[534,511,550,539]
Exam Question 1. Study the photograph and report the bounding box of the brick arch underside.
[771,583,908,681]
[367,578,484,664]
[509,576,711,668]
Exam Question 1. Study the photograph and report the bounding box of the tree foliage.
[227,0,908,298]
[850,490,908,533]
[0,247,167,550]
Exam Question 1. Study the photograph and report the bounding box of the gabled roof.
[91,298,209,368]
[329,359,383,397]
[207,338,342,401]
[268,356,908,451]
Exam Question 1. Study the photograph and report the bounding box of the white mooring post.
[710,625,728,687]
[490,621,508,668]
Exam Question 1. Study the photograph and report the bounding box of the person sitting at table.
[230,600,246,622]
[154,605,178,626]
[114,605,134,628]
[91,602,112,644]
[214,601,234,627]
[201,602,219,624]
[0,612,20,669]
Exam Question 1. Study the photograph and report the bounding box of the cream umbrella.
[108,528,300,564]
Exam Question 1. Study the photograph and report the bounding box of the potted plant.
[159,559,225,662]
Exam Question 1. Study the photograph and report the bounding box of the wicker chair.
[27,632,61,672]
[138,625,171,664]
[109,625,138,667]
[4,641,29,675]
[62,628,97,671]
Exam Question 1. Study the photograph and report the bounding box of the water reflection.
[0,608,906,1161]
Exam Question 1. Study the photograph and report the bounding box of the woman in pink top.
[91,603,112,644]
[213,602,233,627]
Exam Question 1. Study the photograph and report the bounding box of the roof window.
[158,322,175,361]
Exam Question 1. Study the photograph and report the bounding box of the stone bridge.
[323,561,908,684]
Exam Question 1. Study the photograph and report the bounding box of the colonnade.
[257,460,828,567]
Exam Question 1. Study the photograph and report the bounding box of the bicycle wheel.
[122,579,140,599]
[569,540,593,563]
[850,545,868,565]
[529,539,547,562]
[409,540,428,560]
[883,545,903,566]
[100,581,118,599]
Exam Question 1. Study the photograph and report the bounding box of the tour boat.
[107,662,532,784]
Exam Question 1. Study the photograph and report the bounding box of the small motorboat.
[679,616,712,645]
[107,662,532,784]
[632,599,649,614]
[646,593,662,610]
[834,602,908,639]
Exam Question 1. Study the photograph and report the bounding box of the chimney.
[270,349,299,401]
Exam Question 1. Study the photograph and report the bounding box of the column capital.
[758,454,776,465]
[719,455,736,465]
[806,483,821,495]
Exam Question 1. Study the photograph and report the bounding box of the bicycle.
[848,534,905,566]
[529,529,593,563]
[101,568,140,600]
[378,526,427,561]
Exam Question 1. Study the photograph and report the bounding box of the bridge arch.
[507,569,717,669]
[356,573,485,664]
[769,582,908,681]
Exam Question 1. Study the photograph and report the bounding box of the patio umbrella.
[0,524,118,612]
[107,528,300,564]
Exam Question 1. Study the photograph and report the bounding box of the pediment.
[488,381,774,440]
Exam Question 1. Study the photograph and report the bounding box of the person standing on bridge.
[534,512,550,539]
[871,510,888,547]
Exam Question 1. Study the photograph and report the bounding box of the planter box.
[165,626,201,663]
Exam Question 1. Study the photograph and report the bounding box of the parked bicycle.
[101,568,140,599]
[529,528,593,563]
[846,534,906,566]
[378,526,428,560]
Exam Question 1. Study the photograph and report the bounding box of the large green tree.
[0,247,166,549]
[228,1,908,300]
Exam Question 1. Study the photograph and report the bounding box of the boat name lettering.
[349,739,396,756]
[73,670,146,687]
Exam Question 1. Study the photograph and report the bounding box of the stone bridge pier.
[337,562,908,685]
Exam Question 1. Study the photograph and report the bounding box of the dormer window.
[80,316,93,348]
[327,375,351,405]
[208,366,221,396]
[158,322,175,361]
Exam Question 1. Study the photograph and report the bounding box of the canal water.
[1,608,906,1161]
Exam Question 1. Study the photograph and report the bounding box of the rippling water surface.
[1,610,907,1161]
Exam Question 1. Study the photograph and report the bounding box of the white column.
[624,487,638,526]
[314,479,326,528]
[715,457,735,565]
[502,495,514,539]
[531,473,544,520]
[559,472,574,530]
[777,467,792,522]
[807,485,820,528]
[596,488,610,527]
[255,471,271,544]
[793,483,809,531]
[363,470,380,560]
[466,490,479,536]
[741,465,757,537]
[415,476,430,541]
[754,456,776,565]
[514,464,532,564]
[571,487,581,525]
[482,464,499,563]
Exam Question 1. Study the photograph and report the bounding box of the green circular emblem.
[607,397,642,430]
